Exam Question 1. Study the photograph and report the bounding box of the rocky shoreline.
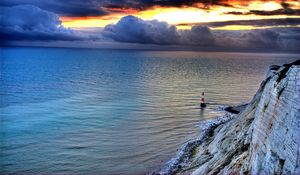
[155,60,300,175]
[156,108,238,175]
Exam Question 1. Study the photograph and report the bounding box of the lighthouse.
[200,92,207,108]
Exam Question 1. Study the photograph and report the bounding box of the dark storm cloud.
[0,0,213,17]
[103,15,180,45]
[179,18,300,28]
[0,0,223,17]
[222,1,300,16]
[275,27,300,51]
[1,0,299,17]
[102,0,230,10]
[0,0,108,17]
[214,27,300,52]
[103,15,300,52]
[1,2,299,52]
[240,30,280,48]
[225,8,300,16]
[0,5,83,41]
[102,0,300,10]
[247,8,300,16]
[179,26,215,46]
[102,16,216,46]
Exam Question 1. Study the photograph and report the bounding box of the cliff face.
[247,62,300,175]
[159,61,300,175]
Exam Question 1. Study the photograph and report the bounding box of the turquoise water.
[0,47,298,174]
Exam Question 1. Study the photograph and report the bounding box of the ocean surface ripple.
[0,47,298,174]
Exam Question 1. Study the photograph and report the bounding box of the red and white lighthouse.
[200,92,207,108]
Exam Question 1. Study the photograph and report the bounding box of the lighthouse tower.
[200,92,207,108]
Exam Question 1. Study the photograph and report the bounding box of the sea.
[0,47,298,174]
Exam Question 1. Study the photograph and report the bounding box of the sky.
[0,0,300,52]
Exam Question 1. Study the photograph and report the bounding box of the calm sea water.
[0,47,298,174]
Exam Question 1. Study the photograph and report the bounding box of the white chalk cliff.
[158,60,300,175]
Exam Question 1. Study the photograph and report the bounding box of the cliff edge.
[158,60,300,175]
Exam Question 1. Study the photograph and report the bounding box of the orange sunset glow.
[61,0,300,30]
